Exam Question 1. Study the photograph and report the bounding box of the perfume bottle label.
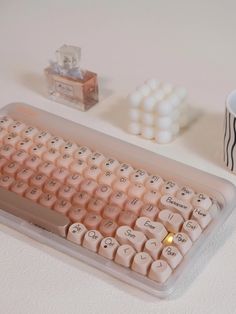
[55,81,74,97]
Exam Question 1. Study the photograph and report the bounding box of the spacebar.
[0,187,70,237]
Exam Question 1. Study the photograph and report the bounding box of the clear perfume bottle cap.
[56,45,81,70]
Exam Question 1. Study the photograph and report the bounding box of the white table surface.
[1,1,236,313]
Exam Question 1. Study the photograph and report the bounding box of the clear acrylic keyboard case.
[0,102,235,298]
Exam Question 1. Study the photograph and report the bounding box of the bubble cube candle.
[128,79,190,144]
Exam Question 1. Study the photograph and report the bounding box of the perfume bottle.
[44,45,99,111]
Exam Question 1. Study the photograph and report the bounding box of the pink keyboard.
[0,103,235,298]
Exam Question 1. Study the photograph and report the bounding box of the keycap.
[145,175,163,191]
[172,232,192,255]
[99,237,120,260]
[10,180,28,195]
[192,193,212,210]
[69,159,87,174]
[44,178,61,194]
[3,161,20,176]
[39,193,57,208]
[113,176,130,192]
[103,205,122,221]
[115,244,136,267]
[144,238,163,260]
[47,136,65,150]
[159,194,193,219]
[115,226,146,252]
[58,184,76,201]
[43,148,60,162]
[191,207,212,229]
[25,186,42,201]
[98,171,116,186]
[72,191,90,207]
[83,230,103,252]
[16,167,34,182]
[8,121,26,134]
[87,198,106,214]
[84,165,102,181]
[148,260,172,283]
[52,167,69,183]
[60,141,78,155]
[56,153,74,169]
[161,246,183,269]
[99,219,118,237]
[67,207,87,222]
[30,143,47,158]
[158,209,184,233]
[87,152,105,167]
[143,189,161,205]
[101,158,120,172]
[54,199,72,214]
[161,181,179,195]
[130,169,148,184]
[131,252,153,275]
[83,212,102,230]
[80,179,98,195]
[38,161,56,176]
[117,211,137,228]
[140,204,159,220]
[0,144,15,159]
[25,155,42,170]
[34,131,52,145]
[16,137,33,151]
[0,116,13,129]
[0,187,70,237]
[11,149,28,164]
[3,132,21,146]
[176,186,195,201]
[182,220,202,241]
[109,191,127,207]
[66,173,83,189]
[116,163,134,178]
[124,198,143,215]
[74,146,91,161]
[134,217,168,241]
[30,173,48,188]
[128,183,146,198]
[0,174,14,189]
[67,223,87,245]
[94,184,112,201]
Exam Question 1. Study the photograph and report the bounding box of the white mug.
[224,90,236,173]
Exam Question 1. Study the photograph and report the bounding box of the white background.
[1,0,236,313]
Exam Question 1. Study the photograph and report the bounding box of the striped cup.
[224,90,236,173]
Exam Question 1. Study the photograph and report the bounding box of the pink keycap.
[83,230,103,252]
[161,180,179,195]
[3,161,20,176]
[73,146,91,161]
[10,180,28,195]
[16,137,34,152]
[67,207,87,223]
[98,237,119,260]
[116,163,134,178]
[159,194,193,220]
[8,121,26,134]
[0,174,14,189]
[0,155,7,170]
[67,223,87,245]
[181,220,202,241]
[158,209,184,233]
[0,116,13,129]
[140,204,159,220]
[60,141,78,155]
[24,155,42,170]
[99,219,118,237]
[103,205,122,221]
[115,244,136,267]
[94,184,112,202]
[38,161,56,176]
[87,152,105,167]
[0,127,8,142]
[109,191,128,207]
[176,186,195,201]
[143,190,161,205]
[101,158,120,172]
[43,178,61,194]
[172,232,192,255]
[11,150,29,164]
[144,238,163,260]
[87,197,106,214]
[191,207,212,229]
[115,226,147,252]
[72,191,90,208]
[54,198,72,214]
[84,165,102,181]
[66,173,83,189]
[47,136,65,150]
[117,211,138,228]
[56,153,74,169]
[130,169,148,184]
[3,132,21,146]
[0,144,15,159]
[161,246,183,269]
[30,173,48,188]
[80,179,98,195]
[128,183,146,198]
[21,126,39,140]
[148,260,172,283]
[191,193,212,210]
[69,159,87,174]
[83,213,102,230]
[98,171,116,186]
[131,252,153,275]
[29,143,47,158]
[16,167,34,182]
[52,167,69,183]
[34,131,52,145]
[25,186,42,201]
[112,176,130,192]
[124,198,143,215]
[58,184,76,201]
[39,193,57,208]
[134,217,168,241]
[145,175,163,191]
[42,148,60,163]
